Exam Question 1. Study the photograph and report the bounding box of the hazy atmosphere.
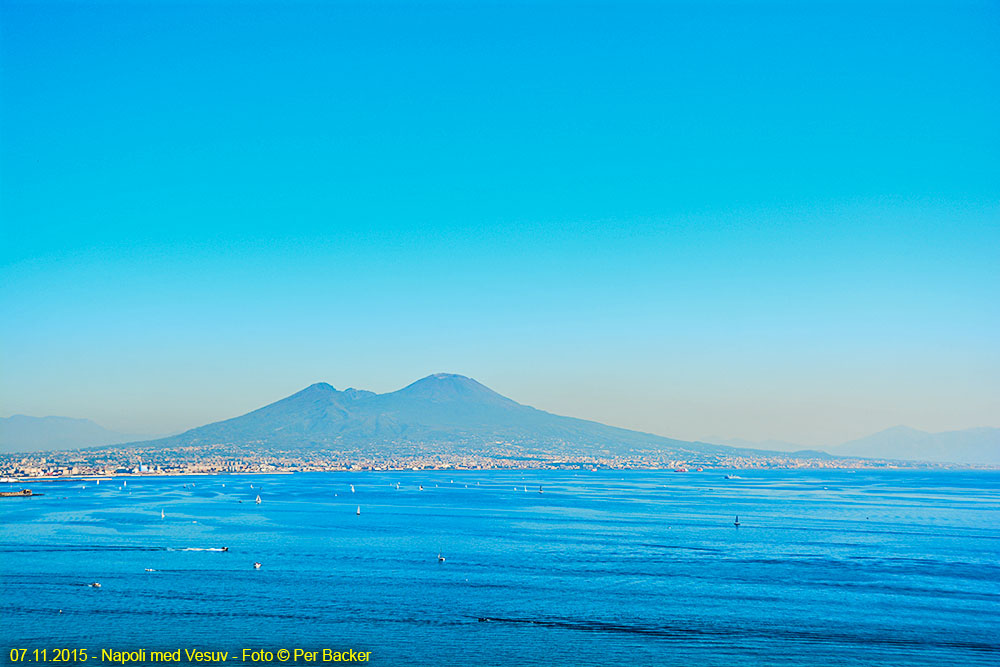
[2,1,998,447]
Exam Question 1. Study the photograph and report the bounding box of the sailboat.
[350,484,355,493]
[539,486,544,494]
[356,506,361,516]
[160,509,165,519]
[255,494,261,505]
[396,482,400,490]
[734,516,740,527]
[123,480,127,487]
[437,553,445,562]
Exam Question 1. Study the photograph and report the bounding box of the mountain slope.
[137,373,738,457]
[0,415,140,453]
[833,426,1000,465]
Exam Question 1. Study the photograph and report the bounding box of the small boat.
[253,562,262,569]
[523,486,527,492]
[538,486,544,494]
[734,516,740,527]
[419,485,423,491]
[724,474,742,480]
[255,494,261,505]
[90,582,101,588]
[160,509,165,519]
[437,553,445,562]
[396,482,400,490]
[350,484,355,493]
[144,568,156,572]
[123,480,127,487]
[356,506,361,516]
[222,547,229,551]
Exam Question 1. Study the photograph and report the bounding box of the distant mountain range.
[4,375,996,465]
[706,426,1000,465]
[0,415,143,453]
[129,373,740,458]
[831,426,1000,465]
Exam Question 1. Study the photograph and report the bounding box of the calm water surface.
[2,470,998,666]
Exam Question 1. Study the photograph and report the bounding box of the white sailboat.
[356,506,360,516]
[160,508,165,519]
[350,484,355,493]
[255,494,261,505]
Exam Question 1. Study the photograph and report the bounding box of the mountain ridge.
[7,377,996,464]
[706,425,1000,465]
[125,373,738,457]
[832,425,1000,465]
[0,415,145,453]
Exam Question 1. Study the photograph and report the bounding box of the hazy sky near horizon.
[2,1,998,446]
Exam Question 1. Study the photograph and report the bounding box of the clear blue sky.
[1,0,998,446]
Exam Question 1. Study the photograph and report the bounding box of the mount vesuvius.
[132,373,746,458]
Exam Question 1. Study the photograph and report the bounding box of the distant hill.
[702,436,805,453]
[0,415,140,453]
[706,426,1000,465]
[832,426,1000,465]
[132,373,747,458]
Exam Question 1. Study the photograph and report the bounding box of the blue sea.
[2,470,998,666]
